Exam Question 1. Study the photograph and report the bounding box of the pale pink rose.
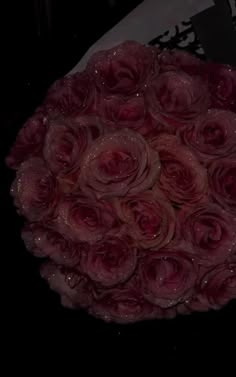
[80,129,161,199]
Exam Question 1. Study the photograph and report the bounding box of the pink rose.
[81,236,137,287]
[147,70,209,129]
[41,262,94,309]
[208,158,236,216]
[43,116,104,192]
[199,263,236,309]
[90,278,156,323]
[11,158,58,221]
[88,41,157,96]
[207,63,236,111]
[44,71,95,116]
[158,49,204,75]
[6,110,48,169]
[98,94,154,135]
[80,129,160,199]
[114,188,175,249]
[177,203,236,265]
[150,134,208,205]
[55,195,118,244]
[140,245,198,308]
[180,110,236,162]
[22,223,83,268]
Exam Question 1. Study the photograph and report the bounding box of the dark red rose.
[140,244,198,308]
[6,110,48,169]
[114,188,175,249]
[22,223,83,268]
[208,158,236,216]
[88,41,157,96]
[147,70,209,129]
[158,49,204,75]
[41,262,95,309]
[81,236,137,287]
[180,109,236,162]
[207,63,236,111]
[199,263,236,309]
[11,158,58,221]
[177,203,236,265]
[98,94,154,135]
[44,71,95,116]
[90,278,156,323]
[55,195,118,244]
[150,134,208,205]
[80,129,160,199]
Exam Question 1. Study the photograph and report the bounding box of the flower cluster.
[7,42,236,323]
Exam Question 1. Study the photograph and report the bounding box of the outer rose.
[44,71,95,116]
[140,244,198,308]
[41,262,95,309]
[88,41,157,96]
[11,158,58,221]
[6,110,48,169]
[81,236,137,287]
[80,129,160,199]
[180,109,236,162]
[114,188,175,249]
[199,264,236,309]
[22,223,83,268]
[150,134,208,205]
[177,204,236,265]
[208,158,236,216]
[157,49,204,75]
[206,63,236,111]
[90,278,157,323]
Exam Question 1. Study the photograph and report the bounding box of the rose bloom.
[11,157,58,221]
[147,70,209,129]
[114,188,175,249]
[44,71,95,116]
[80,129,160,199]
[180,109,236,162]
[98,94,154,135]
[6,110,48,169]
[90,277,157,323]
[198,263,236,309]
[150,134,208,205]
[80,236,137,287]
[139,243,198,308]
[208,157,236,216]
[22,223,83,268]
[41,262,95,309]
[177,203,236,265]
[157,49,204,75]
[206,63,236,111]
[54,194,118,244]
[88,41,158,96]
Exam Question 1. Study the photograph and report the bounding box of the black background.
[2,0,236,366]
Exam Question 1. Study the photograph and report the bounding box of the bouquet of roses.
[6,41,236,323]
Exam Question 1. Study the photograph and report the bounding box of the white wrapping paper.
[69,0,214,74]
